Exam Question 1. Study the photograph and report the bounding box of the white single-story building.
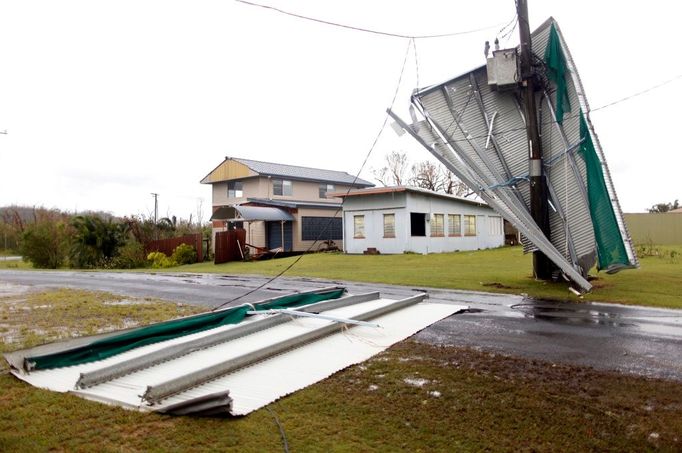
[335,186,505,254]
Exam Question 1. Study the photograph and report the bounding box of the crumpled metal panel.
[393,17,638,291]
[403,17,637,288]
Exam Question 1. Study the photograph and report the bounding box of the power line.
[589,73,682,113]
[234,0,503,39]
[211,39,413,311]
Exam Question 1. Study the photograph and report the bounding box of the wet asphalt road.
[1,270,681,380]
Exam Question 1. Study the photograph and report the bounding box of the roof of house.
[330,186,489,208]
[201,156,374,187]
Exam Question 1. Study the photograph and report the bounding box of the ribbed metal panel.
[403,17,637,284]
[10,296,465,416]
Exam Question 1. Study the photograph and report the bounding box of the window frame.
[431,213,444,237]
[353,215,365,239]
[273,179,293,196]
[227,181,243,198]
[319,183,335,198]
[464,215,477,236]
[448,214,461,237]
[383,213,395,238]
[301,216,343,241]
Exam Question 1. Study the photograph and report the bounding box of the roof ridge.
[232,156,355,177]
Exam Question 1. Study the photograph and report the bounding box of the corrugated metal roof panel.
[8,293,465,416]
[395,17,637,288]
[232,157,374,187]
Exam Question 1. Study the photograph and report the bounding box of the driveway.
[1,270,681,380]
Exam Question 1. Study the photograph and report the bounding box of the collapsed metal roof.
[5,287,465,416]
[389,18,638,292]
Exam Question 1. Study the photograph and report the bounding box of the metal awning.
[210,205,295,222]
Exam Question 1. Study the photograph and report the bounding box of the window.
[448,214,461,236]
[227,181,243,198]
[383,213,395,238]
[273,179,293,196]
[319,183,335,198]
[301,217,343,241]
[489,216,503,235]
[431,214,444,237]
[464,215,477,236]
[353,215,365,238]
[410,213,426,237]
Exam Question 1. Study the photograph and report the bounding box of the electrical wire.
[266,407,290,453]
[589,73,682,113]
[234,0,503,39]
[211,40,413,311]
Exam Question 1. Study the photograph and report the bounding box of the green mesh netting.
[544,23,571,123]
[26,288,345,370]
[579,112,630,271]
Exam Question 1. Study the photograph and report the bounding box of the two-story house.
[201,157,374,253]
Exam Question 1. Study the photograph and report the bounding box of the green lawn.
[0,259,31,270]
[1,288,681,451]
[179,245,682,309]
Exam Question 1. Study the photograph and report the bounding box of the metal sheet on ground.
[10,298,466,416]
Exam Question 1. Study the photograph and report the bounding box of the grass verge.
[178,245,682,309]
[1,288,681,451]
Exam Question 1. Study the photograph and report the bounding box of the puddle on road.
[510,302,636,328]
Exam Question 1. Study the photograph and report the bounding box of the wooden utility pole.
[517,0,553,279]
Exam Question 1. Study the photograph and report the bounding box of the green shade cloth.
[26,288,346,370]
[544,23,571,123]
[579,112,630,271]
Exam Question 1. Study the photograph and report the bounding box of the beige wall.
[244,221,267,249]
[625,213,682,245]
[211,177,354,207]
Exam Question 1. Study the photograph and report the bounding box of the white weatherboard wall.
[343,190,504,254]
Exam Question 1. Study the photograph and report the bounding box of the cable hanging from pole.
[234,0,504,39]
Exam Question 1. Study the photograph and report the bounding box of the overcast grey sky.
[0,0,680,219]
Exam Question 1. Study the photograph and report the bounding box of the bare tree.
[372,151,411,186]
[373,151,470,196]
[409,160,440,191]
[409,160,469,196]
[440,169,469,196]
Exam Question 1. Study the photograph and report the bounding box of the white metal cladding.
[10,297,465,416]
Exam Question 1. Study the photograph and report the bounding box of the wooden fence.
[145,233,203,263]
[214,229,246,264]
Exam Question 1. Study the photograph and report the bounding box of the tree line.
[0,206,209,269]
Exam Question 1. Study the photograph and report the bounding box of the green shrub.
[68,215,126,269]
[20,221,68,269]
[171,243,197,265]
[111,240,147,269]
[146,251,177,269]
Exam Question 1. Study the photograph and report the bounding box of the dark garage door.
[267,221,293,251]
